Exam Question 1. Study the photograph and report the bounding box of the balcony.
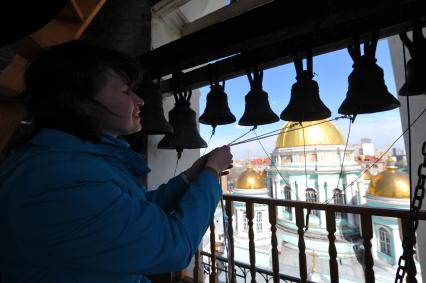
[178,194,426,283]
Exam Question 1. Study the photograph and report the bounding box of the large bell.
[399,20,426,96]
[139,80,173,135]
[281,53,331,121]
[158,90,207,157]
[239,66,279,126]
[199,81,236,126]
[339,33,400,115]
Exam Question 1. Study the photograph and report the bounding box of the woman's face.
[94,71,144,136]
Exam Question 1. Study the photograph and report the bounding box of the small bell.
[281,52,331,122]
[158,89,207,158]
[199,81,236,126]
[399,20,426,96]
[139,80,173,135]
[239,66,279,126]
[339,32,400,115]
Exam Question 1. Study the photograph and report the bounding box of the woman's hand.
[205,146,233,176]
[183,146,233,182]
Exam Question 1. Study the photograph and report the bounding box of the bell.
[281,53,331,122]
[139,81,173,135]
[399,57,426,96]
[158,90,207,157]
[339,33,400,115]
[399,21,426,96]
[199,82,236,126]
[239,66,279,126]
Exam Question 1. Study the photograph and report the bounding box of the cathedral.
[267,120,366,258]
[226,119,413,280]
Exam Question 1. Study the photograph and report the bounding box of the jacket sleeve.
[8,155,221,274]
[146,175,189,212]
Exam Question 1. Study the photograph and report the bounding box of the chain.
[395,141,426,283]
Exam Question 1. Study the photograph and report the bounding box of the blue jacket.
[0,129,221,282]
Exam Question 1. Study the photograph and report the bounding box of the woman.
[0,41,232,282]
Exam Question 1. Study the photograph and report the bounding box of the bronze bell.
[199,80,236,126]
[339,32,400,115]
[399,20,426,96]
[281,52,331,121]
[158,89,207,157]
[139,80,173,135]
[239,66,279,126]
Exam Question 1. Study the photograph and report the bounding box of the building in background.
[365,157,412,267]
[231,164,272,268]
[267,120,366,259]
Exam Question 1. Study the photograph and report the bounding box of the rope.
[323,106,426,204]
[253,129,299,200]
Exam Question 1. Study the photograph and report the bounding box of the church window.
[333,189,345,204]
[333,189,346,218]
[308,153,317,162]
[281,155,291,163]
[305,188,319,217]
[345,153,351,161]
[379,227,392,256]
[243,212,248,232]
[256,212,263,232]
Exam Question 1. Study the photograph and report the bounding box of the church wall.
[389,32,426,281]
[147,1,227,189]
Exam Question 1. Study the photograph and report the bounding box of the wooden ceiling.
[138,0,426,94]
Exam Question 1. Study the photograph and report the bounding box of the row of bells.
[139,29,425,154]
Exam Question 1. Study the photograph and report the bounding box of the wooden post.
[361,214,374,282]
[226,200,236,283]
[295,207,307,283]
[268,204,280,283]
[209,221,217,283]
[246,202,256,283]
[326,210,339,283]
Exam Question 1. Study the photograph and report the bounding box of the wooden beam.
[182,0,273,36]
[138,0,426,94]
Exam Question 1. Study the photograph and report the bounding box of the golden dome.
[275,120,345,148]
[367,165,410,198]
[235,165,265,189]
[363,170,373,181]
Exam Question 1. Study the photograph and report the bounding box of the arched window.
[333,188,345,205]
[305,188,319,216]
[306,188,317,202]
[256,212,263,232]
[285,186,292,213]
[333,188,346,218]
[379,227,392,256]
[242,211,248,232]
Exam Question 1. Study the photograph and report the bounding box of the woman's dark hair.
[20,40,142,143]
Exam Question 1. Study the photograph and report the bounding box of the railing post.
[295,207,307,283]
[226,199,237,283]
[246,202,257,283]
[326,210,339,283]
[268,204,280,283]
[360,213,374,283]
[210,222,217,283]
[193,249,202,283]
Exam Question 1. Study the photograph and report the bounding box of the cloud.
[334,114,405,150]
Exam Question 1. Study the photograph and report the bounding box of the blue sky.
[198,40,405,159]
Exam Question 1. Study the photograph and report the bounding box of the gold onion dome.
[236,165,265,189]
[275,120,345,148]
[363,170,373,181]
[367,157,410,198]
